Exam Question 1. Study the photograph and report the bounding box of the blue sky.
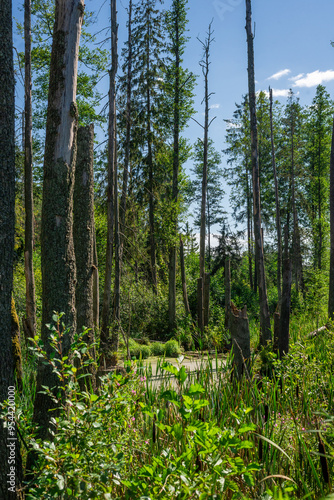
[12,0,334,231]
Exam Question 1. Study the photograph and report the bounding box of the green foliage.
[164,339,182,357]
[150,342,166,356]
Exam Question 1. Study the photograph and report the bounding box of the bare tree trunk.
[0,0,24,493]
[111,0,120,358]
[93,231,99,329]
[230,304,251,379]
[225,259,231,331]
[27,1,84,474]
[74,124,96,386]
[269,88,282,306]
[204,272,210,327]
[246,158,253,290]
[179,235,191,316]
[23,0,36,340]
[245,0,271,345]
[328,115,334,319]
[101,0,118,347]
[198,23,213,331]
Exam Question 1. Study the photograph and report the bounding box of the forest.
[0,0,334,498]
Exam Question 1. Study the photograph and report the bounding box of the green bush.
[150,342,165,356]
[164,339,181,357]
[128,339,150,359]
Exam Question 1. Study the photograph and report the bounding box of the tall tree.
[269,87,282,305]
[191,138,224,268]
[165,0,195,331]
[245,0,271,344]
[0,0,23,495]
[27,0,84,466]
[23,0,36,340]
[130,0,165,292]
[101,0,118,350]
[328,114,334,319]
[305,85,333,270]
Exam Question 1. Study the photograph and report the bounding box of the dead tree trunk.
[73,124,96,386]
[27,0,84,470]
[245,0,271,345]
[269,87,282,306]
[179,235,191,316]
[0,0,24,492]
[279,227,292,357]
[328,115,334,319]
[101,0,118,348]
[197,23,214,331]
[230,303,251,379]
[23,0,36,340]
[93,230,99,329]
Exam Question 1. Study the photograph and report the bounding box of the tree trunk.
[101,0,118,347]
[28,0,84,463]
[93,231,99,329]
[245,0,271,345]
[246,158,253,290]
[197,277,204,332]
[230,303,251,379]
[224,259,231,331]
[328,115,334,319]
[269,87,282,306]
[179,235,191,316]
[168,1,181,333]
[111,0,120,357]
[204,272,210,327]
[279,226,292,357]
[119,0,133,258]
[73,124,96,386]
[23,0,36,340]
[0,0,24,493]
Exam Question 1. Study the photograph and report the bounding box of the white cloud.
[210,103,220,109]
[263,88,293,98]
[293,70,334,88]
[289,73,304,82]
[267,69,291,81]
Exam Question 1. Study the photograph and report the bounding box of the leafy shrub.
[150,342,165,356]
[128,339,150,359]
[164,339,181,357]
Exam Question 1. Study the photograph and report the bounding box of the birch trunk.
[245,0,271,345]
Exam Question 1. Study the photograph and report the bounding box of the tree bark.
[245,0,271,345]
[328,115,334,319]
[111,0,120,358]
[23,0,36,340]
[179,235,191,316]
[73,124,96,385]
[279,227,292,357]
[0,0,24,493]
[197,277,204,332]
[28,0,84,463]
[269,87,282,306]
[204,272,210,327]
[101,0,118,347]
[224,259,231,331]
[230,303,251,379]
[93,231,99,329]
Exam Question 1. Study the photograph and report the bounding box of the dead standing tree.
[26,0,84,473]
[329,113,334,320]
[194,22,216,332]
[245,0,271,345]
[101,0,118,355]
